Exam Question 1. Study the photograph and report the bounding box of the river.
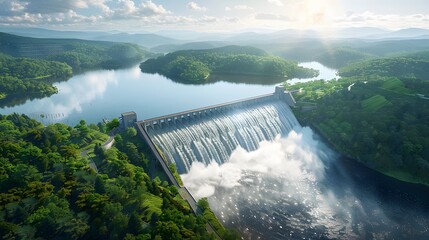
[0,62,336,125]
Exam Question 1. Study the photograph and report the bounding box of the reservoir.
[0,62,335,125]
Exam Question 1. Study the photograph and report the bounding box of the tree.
[106,118,120,132]
[128,213,143,235]
[126,127,137,138]
[155,221,181,240]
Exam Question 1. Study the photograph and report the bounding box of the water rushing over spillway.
[147,99,299,173]
[146,97,429,240]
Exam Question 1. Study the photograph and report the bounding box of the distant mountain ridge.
[0,27,183,48]
[2,27,429,51]
[0,32,148,71]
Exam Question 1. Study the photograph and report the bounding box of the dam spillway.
[137,87,300,174]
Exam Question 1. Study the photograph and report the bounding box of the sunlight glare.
[291,0,341,31]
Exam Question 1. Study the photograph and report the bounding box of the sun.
[291,0,341,30]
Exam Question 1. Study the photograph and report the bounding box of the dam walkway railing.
[140,87,296,131]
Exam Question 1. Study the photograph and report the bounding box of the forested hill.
[0,114,238,239]
[339,57,429,80]
[0,32,149,107]
[0,54,72,105]
[0,32,148,71]
[140,45,318,83]
[288,53,429,186]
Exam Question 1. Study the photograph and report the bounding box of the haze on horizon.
[0,0,428,33]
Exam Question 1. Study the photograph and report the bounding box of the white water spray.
[147,100,299,173]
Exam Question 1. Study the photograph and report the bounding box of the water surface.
[0,62,335,125]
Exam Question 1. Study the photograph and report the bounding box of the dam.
[133,88,429,240]
[136,86,300,174]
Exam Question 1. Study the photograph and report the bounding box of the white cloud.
[0,10,101,26]
[116,0,137,15]
[19,0,88,14]
[110,0,170,20]
[10,1,26,12]
[334,11,429,29]
[233,5,253,11]
[255,13,290,21]
[90,0,112,14]
[225,5,253,12]
[0,0,112,17]
[140,0,169,15]
[267,0,284,7]
[187,2,207,12]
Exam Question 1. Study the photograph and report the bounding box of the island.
[140,45,319,83]
[288,53,429,186]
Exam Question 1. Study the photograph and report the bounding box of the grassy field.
[382,78,412,94]
[362,95,391,112]
[78,131,109,153]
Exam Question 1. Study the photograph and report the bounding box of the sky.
[0,0,428,32]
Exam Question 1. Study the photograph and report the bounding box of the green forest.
[288,54,429,186]
[0,54,72,101]
[140,46,318,83]
[0,32,148,71]
[0,114,238,239]
[0,32,148,107]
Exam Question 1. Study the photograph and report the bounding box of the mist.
[181,127,328,200]
[181,126,429,239]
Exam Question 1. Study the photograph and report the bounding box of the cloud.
[0,1,25,16]
[187,2,207,12]
[91,0,112,14]
[109,0,170,21]
[334,11,429,28]
[267,0,284,7]
[227,5,253,11]
[14,0,110,14]
[115,0,137,15]
[255,13,290,21]
[140,0,170,15]
[19,0,85,14]
[0,10,101,26]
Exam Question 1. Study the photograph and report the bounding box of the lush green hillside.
[140,46,318,83]
[288,57,429,186]
[339,57,429,80]
[0,54,72,103]
[314,48,375,69]
[0,32,149,107]
[0,114,236,239]
[264,39,429,68]
[0,32,148,71]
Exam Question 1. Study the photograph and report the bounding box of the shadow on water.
[152,72,288,86]
[0,93,52,109]
[209,74,287,85]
